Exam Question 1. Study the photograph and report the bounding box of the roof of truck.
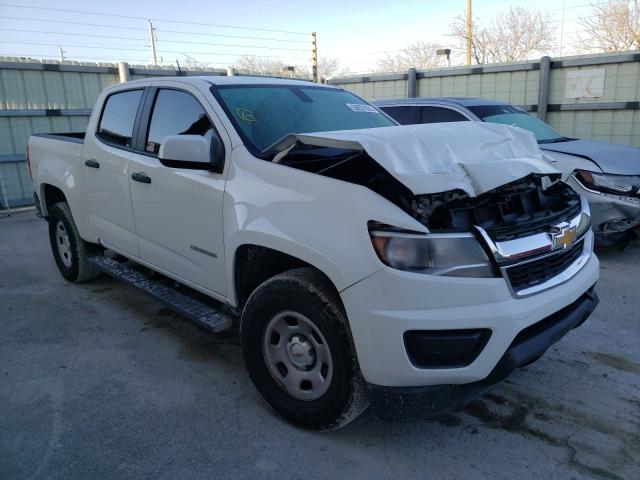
[118,75,337,88]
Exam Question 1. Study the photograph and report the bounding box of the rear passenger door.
[127,85,230,297]
[420,106,470,124]
[83,88,144,256]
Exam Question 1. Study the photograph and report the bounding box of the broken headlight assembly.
[575,170,640,198]
[369,226,495,278]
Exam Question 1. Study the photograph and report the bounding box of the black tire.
[241,267,368,430]
[48,202,102,283]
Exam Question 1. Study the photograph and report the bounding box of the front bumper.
[366,286,598,421]
[340,249,599,387]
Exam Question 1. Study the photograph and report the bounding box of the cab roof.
[115,75,336,88]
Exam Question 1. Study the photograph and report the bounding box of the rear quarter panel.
[30,135,96,241]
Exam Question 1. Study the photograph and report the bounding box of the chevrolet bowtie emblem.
[551,224,577,250]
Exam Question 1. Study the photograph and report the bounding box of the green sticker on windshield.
[236,107,257,124]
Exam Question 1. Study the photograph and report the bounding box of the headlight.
[369,228,495,277]
[575,170,640,196]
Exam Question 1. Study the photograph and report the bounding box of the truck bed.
[34,132,85,144]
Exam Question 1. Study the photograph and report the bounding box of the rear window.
[468,105,565,142]
[420,106,469,123]
[382,106,417,125]
[97,89,143,147]
[213,85,395,154]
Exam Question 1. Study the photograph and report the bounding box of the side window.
[145,89,213,154]
[97,89,143,147]
[381,106,417,125]
[420,106,469,124]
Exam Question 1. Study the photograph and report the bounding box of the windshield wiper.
[539,137,575,144]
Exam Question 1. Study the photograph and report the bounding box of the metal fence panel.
[0,57,226,207]
[330,51,640,148]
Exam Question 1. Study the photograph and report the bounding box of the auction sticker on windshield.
[346,103,378,113]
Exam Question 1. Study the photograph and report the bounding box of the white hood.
[272,122,559,196]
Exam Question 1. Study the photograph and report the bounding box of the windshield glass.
[468,105,568,143]
[213,84,396,154]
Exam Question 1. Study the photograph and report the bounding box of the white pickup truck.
[28,76,599,429]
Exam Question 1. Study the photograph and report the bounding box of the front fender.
[223,148,426,306]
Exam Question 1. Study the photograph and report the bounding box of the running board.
[88,255,233,333]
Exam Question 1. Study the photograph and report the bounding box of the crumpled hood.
[271,122,558,196]
[540,139,640,175]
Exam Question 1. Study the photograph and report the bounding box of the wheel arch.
[40,183,67,218]
[231,242,344,311]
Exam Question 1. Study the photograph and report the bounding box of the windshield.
[213,84,396,154]
[468,105,569,143]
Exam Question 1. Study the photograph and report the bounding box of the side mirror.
[158,135,225,172]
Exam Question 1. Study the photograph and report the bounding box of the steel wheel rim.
[262,310,333,401]
[55,221,73,268]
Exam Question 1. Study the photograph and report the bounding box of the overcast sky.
[0,0,594,73]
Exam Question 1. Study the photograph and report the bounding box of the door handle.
[131,172,151,184]
[84,159,100,169]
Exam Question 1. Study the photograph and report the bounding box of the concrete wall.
[329,51,640,148]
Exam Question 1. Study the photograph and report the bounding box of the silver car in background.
[375,97,640,246]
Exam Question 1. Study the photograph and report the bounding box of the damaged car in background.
[29,77,598,429]
[375,97,640,246]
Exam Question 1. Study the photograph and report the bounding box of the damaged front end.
[571,171,640,246]
[270,123,594,297]
[368,175,592,296]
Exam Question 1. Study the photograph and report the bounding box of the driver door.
[128,85,229,296]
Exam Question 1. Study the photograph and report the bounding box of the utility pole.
[148,19,158,65]
[58,47,65,62]
[559,0,566,56]
[311,31,318,83]
[465,0,472,66]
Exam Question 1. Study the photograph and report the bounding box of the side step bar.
[88,255,234,333]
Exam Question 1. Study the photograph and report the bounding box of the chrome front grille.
[505,239,585,292]
[477,196,593,298]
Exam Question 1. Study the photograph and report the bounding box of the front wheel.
[241,268,368,430]
[48,202,101,283]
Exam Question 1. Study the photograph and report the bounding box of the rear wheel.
[48,202,101,283]
[241,267,368,430]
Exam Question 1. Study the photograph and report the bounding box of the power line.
[0,28,308,51]
[156,28,305,44]
[154,39,308,51]
[1,16,148,31]
[0,40,306,58]
[0,41,309,60]
[0,28,147,41]
[0,3,309,35]
[0,41,149,53]
[0,19,309,46]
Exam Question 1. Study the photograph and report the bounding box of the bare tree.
[233,55,287,76]
[317,56,341,79]
[450,6,556,64]
[577,0,640,52]
[233,54,342,80]
[376,41,447,72]
[179,54,210,69]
